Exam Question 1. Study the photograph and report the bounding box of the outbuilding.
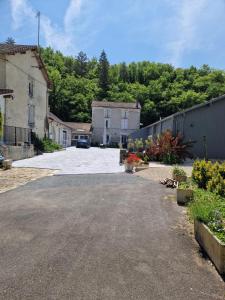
[131,94,225,159]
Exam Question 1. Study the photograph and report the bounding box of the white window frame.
[104,109,111,118]
[121,118,128,129]
[121,110,129,119]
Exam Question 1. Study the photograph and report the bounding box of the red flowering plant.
[125,153,142,166]
[146,130,194,164]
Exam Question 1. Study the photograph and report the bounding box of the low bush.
[192,160,225,196]
[188,189,225,243]
[42,138,62,153]
[192,160,213,189]
[172,166,187,178]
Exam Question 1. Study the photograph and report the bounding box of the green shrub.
[207,174,225,197]
[134,138,144,151]
[192,160,213,189]
[179,180,196,190]
[127,138,135,152]
[192,160,225,196]
[163,153,180,165]
[42,138,62,153]
[172,166,187,177]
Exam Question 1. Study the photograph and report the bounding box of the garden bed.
[194,220,225,275]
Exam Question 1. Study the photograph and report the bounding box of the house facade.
[92,101,141,146]
[131,94,225,159]
[0,44,51,141]
[48,112,72,147]
[0,44,51,160]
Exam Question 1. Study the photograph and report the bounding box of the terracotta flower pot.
[125,163,134,173]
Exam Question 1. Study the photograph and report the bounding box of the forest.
[40,47,225,126]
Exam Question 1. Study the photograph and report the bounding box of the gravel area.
[0,168,55,193]
[13,147,124,175]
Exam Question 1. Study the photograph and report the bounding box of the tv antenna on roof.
[36,11,41,50]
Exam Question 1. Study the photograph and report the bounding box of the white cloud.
[64,0,82,32]
[9,0,85,53]
[166,0,208,66]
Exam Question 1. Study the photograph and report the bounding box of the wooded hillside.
[41,47,225,126]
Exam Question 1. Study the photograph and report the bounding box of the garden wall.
[0,144,34,161]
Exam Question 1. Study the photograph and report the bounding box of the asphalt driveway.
[13,147,124,174]
[0,174,224,300]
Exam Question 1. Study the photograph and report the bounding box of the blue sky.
[1,0,225,68]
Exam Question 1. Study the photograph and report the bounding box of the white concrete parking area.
[13,147,124,175]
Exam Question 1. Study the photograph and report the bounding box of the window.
[28,78,34,98]
[106,134,110,144]
[122,110,128,119]
[28,105,35,127]
[121,119,128,129]
[104,109,111,118]
[105,119,110,129]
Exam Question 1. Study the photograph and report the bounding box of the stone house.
[0,44,51,159]
[91,101,141,146]
[130,94,225,159]
[64,122,92,146]
[48,112,72,147]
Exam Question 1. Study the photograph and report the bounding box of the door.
[63,130,67,148]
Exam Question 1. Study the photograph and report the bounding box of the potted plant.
[177,181,194,205]
[172,166,187,182]
[124,153,141,173]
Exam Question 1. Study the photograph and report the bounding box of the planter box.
[194,220,225,275]
[176,188,193,205]
[135,164,149,172]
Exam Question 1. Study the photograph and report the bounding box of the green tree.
[75,51,88,77]
[5,37,15,44]
[98,50,110,99]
